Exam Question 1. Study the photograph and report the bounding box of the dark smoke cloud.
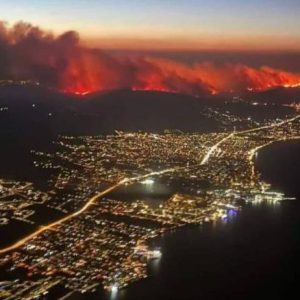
[0,21,82,87]
[0,21,300,96]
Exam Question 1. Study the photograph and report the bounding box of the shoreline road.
[0,114,299,255]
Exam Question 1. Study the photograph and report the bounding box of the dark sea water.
[98,140,300,300]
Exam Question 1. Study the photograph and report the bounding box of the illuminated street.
[0,112,299,298]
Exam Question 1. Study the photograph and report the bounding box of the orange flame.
[1,21,299,97]
[59,55,300,96]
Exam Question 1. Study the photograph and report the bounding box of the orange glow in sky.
[1,0,300,52]
[82,34,300,52]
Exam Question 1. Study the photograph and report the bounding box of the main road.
[0,166,208,255]
[0,113,299,255]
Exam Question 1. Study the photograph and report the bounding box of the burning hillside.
[1,21,300,96]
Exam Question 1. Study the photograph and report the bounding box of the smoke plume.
[1,21,300,96]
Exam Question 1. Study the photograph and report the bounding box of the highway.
[0,182,123,254]
[247,136,300,182]
[238,114,300,135]
[0,167,199,255]
[200,133,235,165]
[0,133,235,255]
[0,113,299,255]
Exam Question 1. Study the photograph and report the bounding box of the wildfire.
[63,88,92,96]
[283,83,300,88]
[60,57,300,97]
[75,91,91,96]
[2,21,300,97]
[131,86,176,94]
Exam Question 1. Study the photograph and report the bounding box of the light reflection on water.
[110,288,118,300]
[109,146,298,299]
[148,256,161,276]
[103,141,300,300]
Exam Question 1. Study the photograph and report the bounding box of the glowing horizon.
[1,0,300,52]
[82,34,300,52]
